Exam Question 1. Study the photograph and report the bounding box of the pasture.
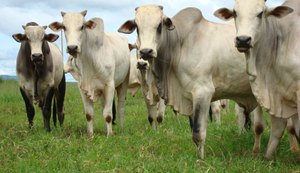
[0,79,299,172]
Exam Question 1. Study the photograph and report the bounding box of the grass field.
[0,79,300,172]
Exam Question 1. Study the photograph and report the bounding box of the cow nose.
[32,53,43,62]
[137,61,148,70]
[140,48,153,56]
[236,36,252,46]
[67,45,78,53]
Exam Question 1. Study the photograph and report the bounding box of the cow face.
[49,10,96,57]
[118,5,175,60]
[12,24,59,65]
[214,0,293,53]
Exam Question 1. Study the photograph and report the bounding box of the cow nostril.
[140,48,153,55]
[32,53,43,62]
[236,36,252,45]
[67,45,78,52]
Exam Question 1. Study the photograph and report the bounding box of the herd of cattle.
[11,0,300,160]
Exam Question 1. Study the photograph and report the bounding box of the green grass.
[0,80,299,172]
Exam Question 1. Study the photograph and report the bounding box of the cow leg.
[265,116,287,159]
[20,87,35,128]
[192,89,213,159]
[252,106,264,153]
[116,79,128,130]
[80,90,94,136]
[112,98,116,125]
[287,116,299,152]
[57,73,66,126]
[103,85,116,136]
[235,104,246,133]
[157,98,166,124]
[52,98,57,127]
[42,87,55,132]
[210,101,221,126]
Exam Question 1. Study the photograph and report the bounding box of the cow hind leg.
[42,87,55,132]
[112,98,116,125]
[57,74,66,126]
[265,116,287,159]
[116,81,128,129]
[20,88,35,128]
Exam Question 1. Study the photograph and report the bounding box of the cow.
[214,0,300,159]
[128,43,169,127]
[118,5,265,159]
[12,22,66,131]
[49,10,130,136]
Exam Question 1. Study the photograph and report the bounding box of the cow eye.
[157,23,162,34]
[257,11,263,18]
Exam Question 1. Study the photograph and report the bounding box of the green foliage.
[0,80,299,172]
[0,76,3,83]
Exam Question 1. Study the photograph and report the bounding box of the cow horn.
[22,25,26,30]
[61,11,66,17]
[43,26,47,30]
[159,5,163,10]
[135,7,139,11]
[81,10,87,16]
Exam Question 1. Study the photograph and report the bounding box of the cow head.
[214,0,293,53]
[49,10,97,57]
[12,22,59,65]
[118,5,175,60]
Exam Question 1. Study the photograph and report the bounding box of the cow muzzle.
[235,36,252,53]
[137,60,149,70]
[31,53,44,65]
[67,45,79,57]
[139,48,155,60]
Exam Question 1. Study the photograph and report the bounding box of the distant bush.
[0,77,3,83]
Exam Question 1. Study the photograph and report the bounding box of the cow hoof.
[157,116,163,124]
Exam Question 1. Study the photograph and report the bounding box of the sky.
[0,0,283,81]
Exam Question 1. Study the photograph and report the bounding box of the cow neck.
[153,25,180,102]
[248,14,282,81]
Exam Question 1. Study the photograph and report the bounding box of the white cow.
[13,22,66,131]
[49,11,130,136]
[215,0,300,158]
[118,5,263,159]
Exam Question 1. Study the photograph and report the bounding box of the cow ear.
[85,20,97,29]
[81,10,87,17]
[49,22,63,32]
[12,33,26,43]
[163,17,175,31]
[128,43,137,51]
[118,20,136,34]
[266,6,293,18]
[45,33,59,42]
[214,8,235,21]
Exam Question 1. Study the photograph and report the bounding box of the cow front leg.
[20,87,35,128]
[191,90,213,159]
[265,116,287,159]
[157,98,166,124]
[43,87,55,132]
[252,105,264,153]
[80,90,94,137]
[103,86,115,136]
[287,116,299,152]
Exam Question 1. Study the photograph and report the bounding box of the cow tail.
[52,98,57,127]
[112,98,116,125]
